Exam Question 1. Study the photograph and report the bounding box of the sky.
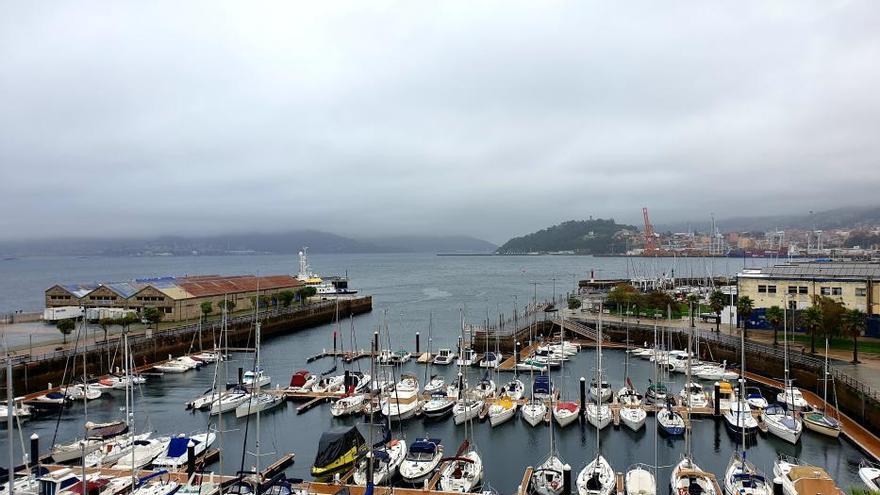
[2,1,879,244]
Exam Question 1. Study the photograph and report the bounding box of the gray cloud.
[2,1,879,244]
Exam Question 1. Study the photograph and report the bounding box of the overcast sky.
[2,1,879,244]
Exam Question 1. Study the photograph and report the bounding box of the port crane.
[642,207,658,255]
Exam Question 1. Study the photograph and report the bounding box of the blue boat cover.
[533,376,551,394]
[409,438,440,454]
[370,450,391,462]
[46,392,66,400]
[166,437,198,458]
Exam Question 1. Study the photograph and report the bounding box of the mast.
[740,297,747,457]
[823,336,830,410]
[685,302,693,466]
[254,283,262,475]
[6,344,14,495]
[596,304,603,458]
[125,329,135,488]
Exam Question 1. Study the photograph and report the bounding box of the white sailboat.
[764,308,802,445]
[553,313,580,428]
[618,317,646,431]
[578,303,614,495]
[802,337,841,438]
[586,309,611,430]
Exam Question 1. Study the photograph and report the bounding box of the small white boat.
[330,394,366,417]
[586,403,612,430]
[773,456,840,495]
[234,392,284,418]
[84,432,152,467]
[422,392,455,419]
[531,455,565,495]
[859,460,880,491]
[478,352,502,369]
[488,396,517,427]
[154,360,189,374]
[619,405,646,431]
[723,452,771,495]
[97,375,145,389]
[472,377,496,400]
[353,439,407,486]
[803,411,841,438]
[424,376,447,395]
[724,400,758,436]
[521,400,547,427]
[577,455,614,495]
[191,351,223,363]
[744,387,768,410]
[670,457,720,495]
[452,398,483,425]
[61,383,103,401]
[242,368,271,389]
[679,382,708,408]
[0,401,32,422]
[399,438,443,484]
[438,446,482,492]
[456,349,476,367]
[763,404,802,444]
[625,464,656,495]
[51,438,104,463]
[152,432,216,468]
[381,374,421,421]
[553,402,579,428]
[501,379,525,401]
[776,383,810,411]
[588,379,612,404]
[113,437,170,470]
[433,348,457,365]
[209,388,250,415]
[288,370,317,393]
[129,472,180,495]
[516,359,549,372]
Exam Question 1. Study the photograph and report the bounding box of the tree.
[736,296,754,340]
[258,294,271,309]
[643,291,675,317]
[57,319,75,344]
[297,286,317,304]
[567,296,582,310]
[279,290,296,308]
[842,308,867,364]
[200,301,213,321]
[765,306,784,347]
[142,307,163,329]
[607,283,638,310]
[217,299,236,313]
[815,296,845,355]
[687,293,700,327]
[800,305,823,354]
[708,290,727,333]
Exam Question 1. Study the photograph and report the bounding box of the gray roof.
[740,262,880,280]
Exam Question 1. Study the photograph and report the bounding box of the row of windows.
[89,295,117,301]
[49,295,72,300]
[787,286,809,294]
[775,285,868,297]
[757,285,777,293]
[820,287,843,296]
[136,296,165,302]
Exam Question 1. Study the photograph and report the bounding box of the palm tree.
[687,293,700,327]
[736,296,754,340]
[800,305,823,354]
[842,308,867,364]
[765,306,784,347]
[708,290,726,333]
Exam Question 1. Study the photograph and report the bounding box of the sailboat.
[399,438,444,484]
[521,295,547,427]
[236,294,283,418]
[773,455,842,495]
[553,313,580,428]
[802,337,841,438]
[625,465,656,495]
[453,311,484,425]
[669,322,721,495]
[723,314,771,495]
[441,356,484,492]
[530,372,565,495]
[617,315,646,431]
[586,308,611,430]
[763,307,803,445]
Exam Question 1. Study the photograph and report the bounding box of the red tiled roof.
[176,274,302,298]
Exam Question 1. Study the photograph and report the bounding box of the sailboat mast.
[596,304,603,455]
[6,349,14,495]
[740,300,747,455]
[254,284,262,475]
[685,304,693,465]
[823,337,830,409]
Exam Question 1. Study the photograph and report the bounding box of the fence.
[4,298,362,367]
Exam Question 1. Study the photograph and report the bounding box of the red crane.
[642,207,657,254]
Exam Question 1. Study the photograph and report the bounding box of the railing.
[4,297,368,367]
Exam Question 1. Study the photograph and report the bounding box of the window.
[758,285,767,293]
[767,285,777,294]
[162,307,173,314]
[831,287,842,296]
[799,286,808,294]
[788,286,798,294]
[856,287,867,297]
[820,287,831,296]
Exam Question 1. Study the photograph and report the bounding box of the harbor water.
[0,253,865,493]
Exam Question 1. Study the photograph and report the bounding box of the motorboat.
[456,349,476,367]
[773,456,841,495]
[242,368,271,389]
[113,437,170,470]
[586,402,612,430]
[452,398,483,425]
[763,404,802,444]
[353,439,407,486]
[288,370,317,393]
[553,401,579,428]
[422,392,455,419]
[399,438,443,484]
[51,438,104,463]
[209,388,250,415]
[803,411,841,438]
[424,376,447,395]
[859,460,880,492]
[625,464,656,495]
[152,432,216,468]
[311,375,345,394]
[670,456,720,495]
[588,379,612,404]
[478,352,502,369]
[0,401,32,422]
[96,375,145,390]
[723,400,758,436]
[234,392,284,418]
[531,454,565,495]
[712,382,735,413]
[84,432,151,467]
[472,376,496,399]
[516,359,549,372]
[129,471,180,495]
[723,452,771,495]
[657,404,685,436]
[438,443,483,492]
[28,391,72,412]
[521,399,547,427]
[330,394,366,417]
[744,387,768,410]
[153,360,189,374]
[501,379,525,401]
[60,383,102,401]
[696,363,738,381]
[433,348,456,365]
[679,382,708,408]
[644,382,667,405]
[376,349,396,365]
[617,385,642,407]
[488,396,517,427]
[776,382,810,411]
[577,455,614,495]
[311,426,365,479]
[191,350,223,363]
[381,374,421,421]
[532,375,555,402]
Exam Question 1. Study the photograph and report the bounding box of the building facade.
[737,262,879,315]
[45,274,304,322]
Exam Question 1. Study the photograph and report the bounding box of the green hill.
[497,219,638,254]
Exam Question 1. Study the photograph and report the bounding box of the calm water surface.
[1,254,861,493]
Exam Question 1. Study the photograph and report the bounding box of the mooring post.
[415,332,420,355]
[714,382,721,417]
[515,341,521,365]
[237,367,243,385]
[373,331,379,355]
[333,331,337,353]
[186,440,196,477]
[579,377,586,416]
[30,433,39,467]
[562,464,572,495]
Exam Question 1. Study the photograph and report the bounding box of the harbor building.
[45,274,304,322]
[737,261,879,315]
